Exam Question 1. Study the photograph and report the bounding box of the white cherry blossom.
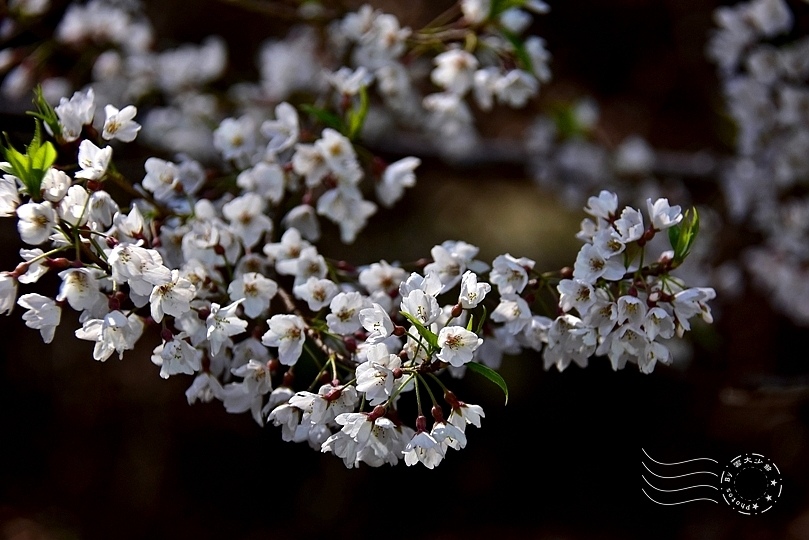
[149,269,196,322]
[57,268,105,311]
[227,272,278,318]
[458,270,491,309]
[376,157,419,208]
[102,104,141,142]
[572,244,626,283]
[359,303,394,344]
[262,313,307,365]
[355,342,401,405]
[261,101,299,154]
[326,291,371,335]
[16,201,55,245]
[206,300,248,356]
[151,333,202,378]
[646,197,683,231]
[41,168,71,203]
[489,253,534,295]
[436,326,482,367]
[75,310,144,362]
[222,193,273,249]
[54,87,95,142]
[18,293,61,343]
[75,140,112,181]
[292,276,338,311]
[403,431,444,469]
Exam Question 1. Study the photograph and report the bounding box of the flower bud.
[252,325,264,340]
[11,262,29,278]
[161,328,174,342]
[451,303,463,319]
[371,156,388,177]
[108,291,127,311]
[369,404,387,421]
[431,405,444,423]
[443,390,460,408]
[344,336,357,353]
[46,258,71,270]
[416,414,427,432]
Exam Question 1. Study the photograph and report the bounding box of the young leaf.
[500,29,536,76]
[668,207,699,266]
[346,85,369,140]
[466,361,509,405]
[399,311,439,350]
[26,85,61,138]
[1,121,57,201]
[552,103,589,139]
[28,121,57,175]
[475,305,488,336]
[300,104,345,133]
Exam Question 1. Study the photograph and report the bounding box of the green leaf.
[668,221,681,251]
[552,103,588,139]
[466,361,509,405]
[668,207,700,266]
[500,29,535,76]
[29,122,57,172]
[399,311,439,350]
[475,305,488,336]
[26,85,61,139]
[1,120,57,201]
[2,134,30,177]
[346,85,369,140]
[466,314,474,332]
[300,104,345,133]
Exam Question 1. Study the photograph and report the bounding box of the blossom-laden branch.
[0,0,717,470]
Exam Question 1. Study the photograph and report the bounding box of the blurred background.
[2,0,809,539]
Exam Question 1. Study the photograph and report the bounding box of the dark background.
[2,1,809,539]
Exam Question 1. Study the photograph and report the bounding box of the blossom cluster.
[0,0,717,469]
[551,191,714,374]
[707,0,809,324]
